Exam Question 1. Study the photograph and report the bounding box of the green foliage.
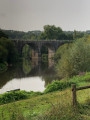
[44,71,90,93]
[23,58,32,75]
[2,29,41,40]
[0,30,8,38]
[0,45,8,62]
[22,44,32,58]
[39,25,71,40]
[0,62,8,72]
[0,91,42,105]
[55,43,72,62]
[44,80,74,93]
[56,38,90,78]
[0,37,18,65]
[0,72,90,119]
[42,54,48,62]
[73,30,85,40]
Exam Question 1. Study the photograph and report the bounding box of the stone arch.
[13,39,73,60]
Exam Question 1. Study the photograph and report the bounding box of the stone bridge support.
[13,39,73,61]
[48,47,55,59]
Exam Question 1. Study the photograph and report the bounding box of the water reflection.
[23,58,32,75]
[0,58,57,93]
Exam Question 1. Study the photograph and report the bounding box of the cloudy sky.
[0,0,90,31]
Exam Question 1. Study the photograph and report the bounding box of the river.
[0,58,57,94]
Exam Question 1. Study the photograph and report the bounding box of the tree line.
[55,35,90,78]
[1,25,88,40]
[0,30,18,72]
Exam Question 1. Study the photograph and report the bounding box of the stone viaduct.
[13,39,73,60]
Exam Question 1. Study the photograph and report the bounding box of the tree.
[73,30,84,40]
[0,45,8,62]
[0,30,8,38]
[56,38,90,78]
[73,30,77,40]
[0,37,18,64]
[39,25,66,40]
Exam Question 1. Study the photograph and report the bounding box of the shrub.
[55,43,72,62]
[44,80,74,93]
[56,39,90,78]
[42,54,48,62]
[0,91,42,105]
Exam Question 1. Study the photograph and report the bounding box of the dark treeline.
[1,25,89,40]
[0,30,18,72]
[1,29,41,40]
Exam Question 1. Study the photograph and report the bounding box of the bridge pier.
[13,40,73,60]
[48,48,55,59]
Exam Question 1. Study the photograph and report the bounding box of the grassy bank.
[0,72,90,120]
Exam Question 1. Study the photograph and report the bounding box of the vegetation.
[0,30,8,38]
[22,58,32,75]
[22,44,32,58]
[0,26,90,119]
[2,29,41,40]
[54,43,72,62]
[2,25,74,40]
[2,26,88,41]
[39,25,73,40]
[0,91,42,105]
[0,72,89,104]
[56,36,90,78]
[0,31,18,72]
[0,72,89,120]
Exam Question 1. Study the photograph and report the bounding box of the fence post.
[72,84,77,106]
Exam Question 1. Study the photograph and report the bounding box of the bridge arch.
[13,39,73,60]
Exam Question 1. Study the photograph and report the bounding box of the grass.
[0,91,43,105]
[44,72,90,93]
[0,72,90,120]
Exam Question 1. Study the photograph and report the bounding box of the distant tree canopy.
[2,30,41,40]
[0,30,8,38]
[73,30,85,40]
[1,25,73,40]
[1,25,89,41]
[39,25,73,40]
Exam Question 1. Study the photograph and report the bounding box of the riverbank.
[0,72,90,120]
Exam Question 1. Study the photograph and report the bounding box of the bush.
[55,43,72,62]
[0,37,18,64]
[56,38,90,78]
[0,91,42,105]
[42,54,48,62]
[44,80,74,93]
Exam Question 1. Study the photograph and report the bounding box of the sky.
[0,0,90,32]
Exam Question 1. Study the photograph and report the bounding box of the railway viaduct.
[13,39,73,59]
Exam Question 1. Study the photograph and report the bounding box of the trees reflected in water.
[23,58,32,75]
[0,58,57,89]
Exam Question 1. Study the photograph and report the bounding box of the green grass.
[44,72,90,93]
[0,91,43,105]
[0,72,90,120]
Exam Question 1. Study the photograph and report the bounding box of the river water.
[0,58,57,94]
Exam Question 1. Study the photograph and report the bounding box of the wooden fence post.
[72,84,77,106]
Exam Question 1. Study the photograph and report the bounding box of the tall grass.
[0,91,42,105]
